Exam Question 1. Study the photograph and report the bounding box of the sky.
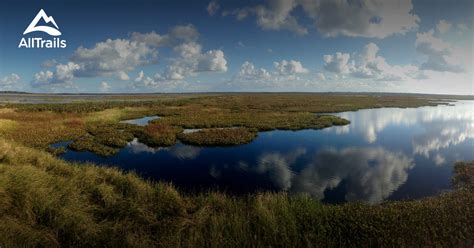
[0,0,472,94]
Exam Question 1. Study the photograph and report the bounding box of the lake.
[54,101,474,204]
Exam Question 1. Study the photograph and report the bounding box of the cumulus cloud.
[323,43,426,81]
[436,20,452,34]
[415,29,463,72]
[235,61,272,82]
[0,73,20,88]
[323,52,353,74]
[71,39,157,80]
[274,59,309,75]
[227,0,419,38]
[230,59,309,88]
[32,62,80,88]
[160,41,227,82]
[132,70,188,91]
[100,81,111,92]
[31,24,225,91]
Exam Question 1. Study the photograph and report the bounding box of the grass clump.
[138,123,182,147]
[66,125,135,156]
[68,136,119,156]
[178,128,257,146]
[87,125,135,147]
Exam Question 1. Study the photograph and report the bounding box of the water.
[55,101,474,204]
[119,116,160,126]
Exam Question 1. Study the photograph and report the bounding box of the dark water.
[54,101,474,204]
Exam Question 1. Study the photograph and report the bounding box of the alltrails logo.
[18,9,67,48]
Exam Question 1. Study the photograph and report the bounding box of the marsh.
[51,100,474,204]
[1,93,474,246]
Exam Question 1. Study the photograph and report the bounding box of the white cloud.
[33,71,53,85]
[198,50,228,72]
[228,60,311,90]
[323,43,426,82]
[161,42,227,81]
[236,61,272,82]
[229,0,419,38]
[415,29,463,72]
[55,62,80,83]
[100,81,111,92]
[32,62,80,88]
[274,59,309,75]
[31,24,226,92]
[0,73,20,88]
[71,38,157,80]
[436,20,452,34]
[132,70,188,91]
[351,43,423,81]
[173,41,202,58]
[207,0,220,16]
[323,52,352,74]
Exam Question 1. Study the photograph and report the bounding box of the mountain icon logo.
[23,9,61,36]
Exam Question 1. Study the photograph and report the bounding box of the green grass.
[0,139,473,247]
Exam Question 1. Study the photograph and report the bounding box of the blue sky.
[0,0,472,94]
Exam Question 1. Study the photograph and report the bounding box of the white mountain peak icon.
[23,9,61,36]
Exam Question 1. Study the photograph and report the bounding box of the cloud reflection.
[213,146,413,204]
[127,138,201,159]
[292,147,414,204]
[331,101,474,145]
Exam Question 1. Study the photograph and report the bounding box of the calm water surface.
[119,116,160,126]
[55,101,474,204]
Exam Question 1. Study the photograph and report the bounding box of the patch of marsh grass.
[178,127,257,146]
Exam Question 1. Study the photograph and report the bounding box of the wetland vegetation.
[1,93,473,246]
[0,93,453,155]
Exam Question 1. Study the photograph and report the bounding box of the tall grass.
[0,139,473,247]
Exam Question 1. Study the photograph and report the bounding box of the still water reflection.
[57,101,474,204]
